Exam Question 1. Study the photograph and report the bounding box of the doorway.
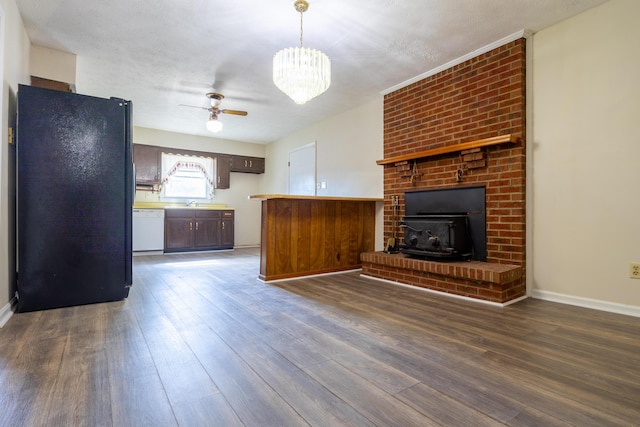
[288,142,316,195]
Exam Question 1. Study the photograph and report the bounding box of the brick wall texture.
[375,38,526,302]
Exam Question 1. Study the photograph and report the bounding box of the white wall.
[133,127,265,247]
[0,0,30,324]
[262,97,385,250]
[29,45,76,85]
[532,0,640,312]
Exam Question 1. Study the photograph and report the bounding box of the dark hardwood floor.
[1,247,639,426]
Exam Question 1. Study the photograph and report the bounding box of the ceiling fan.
[180,92,248,133]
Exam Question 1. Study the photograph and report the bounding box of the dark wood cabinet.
[216,155,231,189]
[194,210,220,249]
[164,209,194,250]
[230,155,265,174]
[31,76,73,93]
[164,209,234,252]
[220,210,235,248]
[133,145,261,189]
[133,144,160,184]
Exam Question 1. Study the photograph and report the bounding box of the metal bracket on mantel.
[376,134,519,165]
[398,160,422,183]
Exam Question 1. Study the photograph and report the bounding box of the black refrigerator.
[16,84,133,312]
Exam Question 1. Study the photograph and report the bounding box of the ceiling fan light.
[273,47,331,105]
[206,118,223,133]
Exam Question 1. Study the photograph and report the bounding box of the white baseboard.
[132,250,164,256]
[260,269,363,284]
[531,289,640,318]
[0,297,16,328]
[360,274,528,308]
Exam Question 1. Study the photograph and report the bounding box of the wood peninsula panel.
[254,196,378,281]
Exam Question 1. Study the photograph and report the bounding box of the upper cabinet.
[133,144,264,189]
[133,144,160,184]
[30,76,74,93]
[215,154,231,189]
[230,155,265,174]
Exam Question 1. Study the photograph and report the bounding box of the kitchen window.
[161,153,215,199]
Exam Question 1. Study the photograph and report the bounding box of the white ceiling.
[15,0,609,144]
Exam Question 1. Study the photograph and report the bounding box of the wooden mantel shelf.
[376,134,519,165]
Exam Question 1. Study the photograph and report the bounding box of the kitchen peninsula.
[250,195,381,281]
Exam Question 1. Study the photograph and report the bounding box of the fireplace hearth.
[400,186,486,261]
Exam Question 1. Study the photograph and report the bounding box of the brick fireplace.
[361,38,526,304]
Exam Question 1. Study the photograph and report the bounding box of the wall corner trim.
[531,290,640,318]
[0,297,17,328]
[381,29,531,95]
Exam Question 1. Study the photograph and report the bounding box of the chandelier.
[273,0,331,105]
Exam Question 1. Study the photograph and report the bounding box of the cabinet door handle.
[195,222,199,231]
[190,222,193,231]
[244,160,248,167]
[217,176,220,184]
[222,222,225,230]
[249,160,253,167]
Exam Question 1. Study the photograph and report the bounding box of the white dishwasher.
[132,209,165,252]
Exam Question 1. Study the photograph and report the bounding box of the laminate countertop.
[133,202,232,210]
[249,194,383,202]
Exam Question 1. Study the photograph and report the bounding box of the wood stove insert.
[400,186,486,261]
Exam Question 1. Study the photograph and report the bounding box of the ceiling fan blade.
[221,109,248,116]
[178,104,208,110]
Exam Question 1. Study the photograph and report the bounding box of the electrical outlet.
[630,263,640,279]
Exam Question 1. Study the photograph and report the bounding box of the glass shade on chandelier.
[273,47,330,105]
[273,0,331,105]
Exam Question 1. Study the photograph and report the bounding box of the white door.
[288,142,316,195]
